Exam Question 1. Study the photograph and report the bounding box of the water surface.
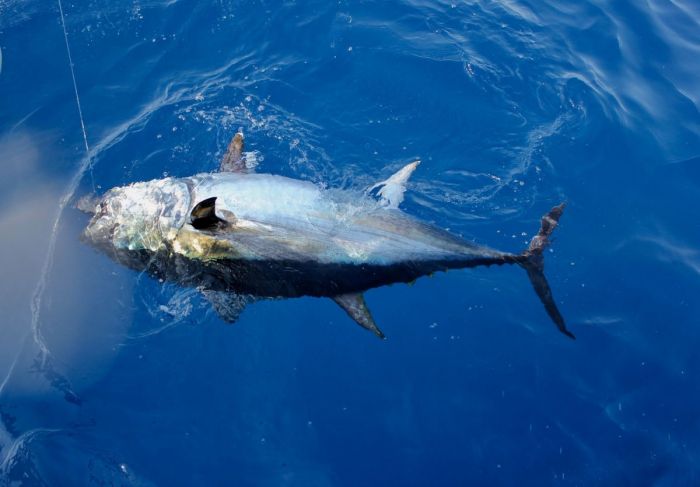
[1,0,699,484]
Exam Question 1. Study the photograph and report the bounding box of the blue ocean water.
[1,0,699,484]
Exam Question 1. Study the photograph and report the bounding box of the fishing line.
[28,0,94,378]
[57,0,91,159]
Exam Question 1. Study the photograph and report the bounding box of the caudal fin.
[519,203,575,339]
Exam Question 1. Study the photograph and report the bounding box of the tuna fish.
[81,133,574,339]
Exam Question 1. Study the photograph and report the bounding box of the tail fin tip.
[526,202,566,257]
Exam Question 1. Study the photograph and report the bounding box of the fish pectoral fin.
[220,132,248,173]
[190,197,232,230]
[203,290,252,324]
[332,293,385,339]
[367,160,420,209]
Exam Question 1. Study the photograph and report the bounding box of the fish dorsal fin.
[332,293,385,339]
[367,160,420,209]
[220,132,247,173]
[190,197,226,229]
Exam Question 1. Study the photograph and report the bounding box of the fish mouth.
[75,193,102,214]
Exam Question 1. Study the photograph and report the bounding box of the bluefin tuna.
[81,133,574,339]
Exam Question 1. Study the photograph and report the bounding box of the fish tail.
[517,203,575,339]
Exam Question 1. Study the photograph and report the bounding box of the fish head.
[82,178,191,253]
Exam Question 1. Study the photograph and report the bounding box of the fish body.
[82,133,573,339]
[84,172,508,296]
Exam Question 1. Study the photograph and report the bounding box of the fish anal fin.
[190,197,231,230]
[220,132,247,173]
[203,290,251,324]
[332,293,385,339]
